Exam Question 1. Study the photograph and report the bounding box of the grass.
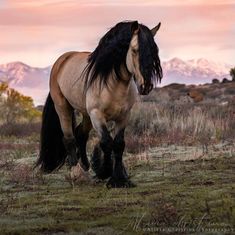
[0,141,234,235]
[125,101,235,154]
[0,85,234,234]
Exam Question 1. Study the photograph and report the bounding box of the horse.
[36,20,162,188]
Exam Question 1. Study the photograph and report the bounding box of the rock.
[65,163,93,185]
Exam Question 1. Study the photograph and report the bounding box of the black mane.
[138,24,162,87]
[83,21,162,89]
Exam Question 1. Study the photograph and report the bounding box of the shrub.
[0,122,41,137]
[212,78,220,84]
[125,100,235,153]
[188,90,204,102]
[0,83,41,124]
[230,67,235,81]
[222,78,230,83]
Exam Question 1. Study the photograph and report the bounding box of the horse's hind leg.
[54,98,78,167]
[74,115,92,171]
[89,109,113,180]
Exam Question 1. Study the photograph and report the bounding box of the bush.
[212,78,220,84]
[230,67,235,81]
[222,78,230,83]
[0,83,41,124]
[0,122,41,137]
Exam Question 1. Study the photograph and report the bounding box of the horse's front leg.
[107,117,136,188]
[89,109,113,180]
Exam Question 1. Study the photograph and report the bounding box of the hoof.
[106,177,136,189]
[95,165,113,180]
[92,175,105,184]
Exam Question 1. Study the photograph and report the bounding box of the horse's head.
[126,21,162,95]
[84,21,162,93]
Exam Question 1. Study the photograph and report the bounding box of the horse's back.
[50,51,90,114]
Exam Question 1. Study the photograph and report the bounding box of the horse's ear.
[151,22,161,36]
[131,21,139,35]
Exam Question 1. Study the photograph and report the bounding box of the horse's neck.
[106,65,135,93]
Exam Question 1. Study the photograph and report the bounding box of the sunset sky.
[0,0,234,67]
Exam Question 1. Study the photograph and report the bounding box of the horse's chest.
[104,101,129,120]
[102,93,134,121]
[86,81,137,121]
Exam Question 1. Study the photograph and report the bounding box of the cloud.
[7,0,235,7]
[0,1,234,66]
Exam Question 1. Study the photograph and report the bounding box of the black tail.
[35,93,67,173]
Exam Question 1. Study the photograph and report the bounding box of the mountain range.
[0,62,51,105]
[0,58,232,105]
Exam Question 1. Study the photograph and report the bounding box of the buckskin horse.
[36,21,162,188]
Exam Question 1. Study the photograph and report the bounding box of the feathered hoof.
[92,175,106,184]
[95,165,113,180]
[106,177,136,189]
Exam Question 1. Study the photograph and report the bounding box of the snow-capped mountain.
[0,62,50,87]
[161,57,232,85]
[0,58,233,105]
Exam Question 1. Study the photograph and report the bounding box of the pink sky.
[0,0,234,67]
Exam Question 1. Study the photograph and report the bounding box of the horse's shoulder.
[51,52,77,75]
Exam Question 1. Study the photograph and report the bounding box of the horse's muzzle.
[139,83,153,95]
